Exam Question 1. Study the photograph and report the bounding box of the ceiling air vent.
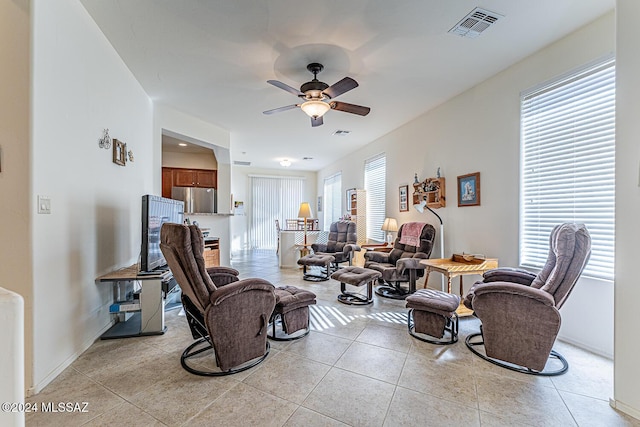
[333,130,351,136]
[448,7,504,39]
[233,160,251,166]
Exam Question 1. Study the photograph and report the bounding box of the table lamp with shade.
[298,202,313,245]
[381,217,398,245]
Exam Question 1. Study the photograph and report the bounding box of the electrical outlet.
[37,195,51,214]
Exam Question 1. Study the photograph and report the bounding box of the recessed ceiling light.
[303,157,314,160]
[280,159,291,167]
[178,143,187,147]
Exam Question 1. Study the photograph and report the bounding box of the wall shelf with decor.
[412,177,446,209]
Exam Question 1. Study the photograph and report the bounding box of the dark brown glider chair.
[464,223,591,376]
[311,220,361,268]
[160,223,276,376]
[364,222,436,299]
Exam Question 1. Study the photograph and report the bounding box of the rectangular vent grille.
[233,161,251,166]
[333,130,351,136]
[448,7,504,39]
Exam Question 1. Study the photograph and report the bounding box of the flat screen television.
[141,194,184,272]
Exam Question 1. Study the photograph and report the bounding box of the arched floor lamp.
[414,199,445,292]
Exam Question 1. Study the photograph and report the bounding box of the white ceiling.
[80,0,613,171]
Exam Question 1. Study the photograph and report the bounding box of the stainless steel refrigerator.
[171,187,217,214]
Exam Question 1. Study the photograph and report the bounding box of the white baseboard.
[556,336,613,360]
[610,398,640,421]
[26,320,115,397]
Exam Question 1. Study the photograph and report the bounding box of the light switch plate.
[38,195,51,214]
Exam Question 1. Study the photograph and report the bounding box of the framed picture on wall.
[112,139,127,166]
[399,185,409,212]
[457,172,481,207]
[317,196,322,212]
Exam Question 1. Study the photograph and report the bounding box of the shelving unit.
[347,189,367,244]
[204,237,220,268]
[413,177,446,209]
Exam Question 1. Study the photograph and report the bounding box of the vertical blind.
[520,58,615,280]
[323,172,342,228]
[364,153,386,242]
[249,176,305,250]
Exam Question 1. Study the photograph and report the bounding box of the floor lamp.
[414,199,446,291]
[298,202,312,247]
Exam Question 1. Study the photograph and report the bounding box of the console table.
[420,257,498,316]
[97,264,174,339]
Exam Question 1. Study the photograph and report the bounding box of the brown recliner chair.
[311,220,361,268]
[364,222,436,299]
[160,223,276,376]
[464,223,591,376]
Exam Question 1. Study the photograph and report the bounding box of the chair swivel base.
[407,309,458,345]
[375,283,413,300]
[181,337,270,377]
[337,291,373,305]
[465,332,569,376]
[268,316,310,341]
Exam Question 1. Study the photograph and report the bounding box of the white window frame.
[323,172,342,228]
[364,153,386,242]
[520,57,615,281]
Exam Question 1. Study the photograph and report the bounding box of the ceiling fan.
[263,63,371,127]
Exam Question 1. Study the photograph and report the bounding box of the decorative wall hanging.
[113,139,127,166]
[127,149,135,162]
[457,172,480,207]
[98,128,112,149]
[399,185,409,212]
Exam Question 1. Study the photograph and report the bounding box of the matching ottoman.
[406,289,460,345]
[331,266,382,305]
[297,254,335,281]
[268,286,317,341]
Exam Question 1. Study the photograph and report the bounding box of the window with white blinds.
[520,58,615,280]
[364,153,386,242]
[249,175,305,250]
[323,172,342,228]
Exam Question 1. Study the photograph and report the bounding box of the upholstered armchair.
[464,223,591,375]
[364,222,436,299]
[160,223,276,376]
[311,220,361,268]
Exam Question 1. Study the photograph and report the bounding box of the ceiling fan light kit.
[264,62,370,127]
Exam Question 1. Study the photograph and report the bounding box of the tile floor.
[26,250,639,426]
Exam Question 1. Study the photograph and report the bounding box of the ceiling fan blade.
[330,101,370,116]
[311,116,324,127]
[263,104,299,115]
[323,77,358,99]
[267,80,304,97]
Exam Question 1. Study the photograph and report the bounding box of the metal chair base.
[302,265,330,282]
[407,308,458,345]
[268,314,310,341]
[465,332,569,376]
[180,337,270,376]
[375,284,411,300]
[337,281,373,305]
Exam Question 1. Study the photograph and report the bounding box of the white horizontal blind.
[520,58,615,280]
[365,153,386,242]
[323,172,342,228]
[250,176,305,249]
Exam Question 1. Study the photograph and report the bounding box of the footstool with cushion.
[331,266,382,305]
[297,254,335,281]
[406,289,460,344]
[268,285,317,341]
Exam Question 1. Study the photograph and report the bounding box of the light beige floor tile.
[383,386,481,426]
[310,306,369,340]
[80,401,164,426]
[303,367,395,426]
[185,382,297,427]
[127,369,237,426]
[70,338,156,378]
[475,374,576,426]
[398,352,479,409]
[283,407,350,426]
[243,351,331,404]
[283,331,351,365]
[25,367,124,427]
[559,391,640,427]
[356,323,413,353]
[479,410,539,427]
[335,341,406,384]
[409,336,476,368]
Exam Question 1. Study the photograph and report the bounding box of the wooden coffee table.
[420,258,498,316]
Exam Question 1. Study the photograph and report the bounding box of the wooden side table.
[419,258,498,316]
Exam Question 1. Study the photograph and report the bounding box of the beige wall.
[0,0,32,395]
[318,12,616,357]
[161,150,218,170]
[614,0,640,419]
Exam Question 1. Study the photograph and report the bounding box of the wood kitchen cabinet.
[162,167,217,198]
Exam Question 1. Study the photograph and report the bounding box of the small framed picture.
[317,196,323,212]
[112,139,127,166]
[399,185,409,212]
[457,172,480,207]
